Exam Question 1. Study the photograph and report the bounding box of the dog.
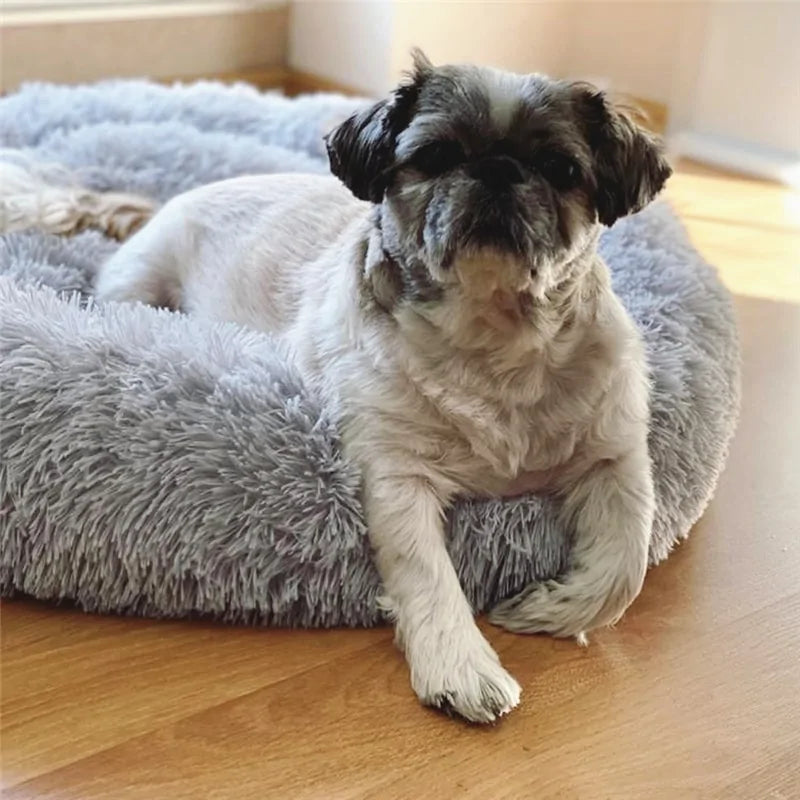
[14,51,672,723]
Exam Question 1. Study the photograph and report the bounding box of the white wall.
[289,0,394,95]
[390,1,569,83]
[688,2,800,156]
[1,1,289,93]
[289,1,699,100]
[565,1,686,104]
[289,0,571,95]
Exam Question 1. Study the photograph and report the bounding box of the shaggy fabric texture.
[0,81,740,627]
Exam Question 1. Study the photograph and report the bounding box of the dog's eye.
[536,151,581,190]
[408,141,466,176]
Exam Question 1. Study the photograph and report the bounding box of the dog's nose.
[468,155,525,189]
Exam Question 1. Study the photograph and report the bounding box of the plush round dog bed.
[0,81,740,626]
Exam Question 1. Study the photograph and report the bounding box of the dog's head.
[326,51,671,331]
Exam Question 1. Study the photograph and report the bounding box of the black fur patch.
[575,87,672,226]
[325,82,423,203]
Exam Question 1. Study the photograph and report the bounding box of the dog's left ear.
[325,49,432,203]
[574,86,672,226]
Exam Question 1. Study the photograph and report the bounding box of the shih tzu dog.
[28,50,673,722]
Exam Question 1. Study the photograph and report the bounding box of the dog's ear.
[573,86,672,226]
[325,49,432,203]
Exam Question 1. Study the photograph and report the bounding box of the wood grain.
[1,603,389,784]
[2,164,799,799]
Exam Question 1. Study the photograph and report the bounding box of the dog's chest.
[413,349,608,495]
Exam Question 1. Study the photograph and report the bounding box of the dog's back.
[96,173,365,335]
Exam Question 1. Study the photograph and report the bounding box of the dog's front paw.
[489,571,637,637]
[489,579,579,636]
[409,631,521,723]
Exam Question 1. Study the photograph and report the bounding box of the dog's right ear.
[325,49,432,203]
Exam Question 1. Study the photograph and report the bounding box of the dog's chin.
[443,247,533,333]
[481,288,536,335]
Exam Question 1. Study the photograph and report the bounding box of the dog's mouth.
[459,201,531,262]
[442,221,526,271]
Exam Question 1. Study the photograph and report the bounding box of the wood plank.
[6,593,798,800]
[668,160,800,232]
[1,601,390,785]
[667,162,800,302]
[715,749,800,800]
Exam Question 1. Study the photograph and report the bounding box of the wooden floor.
[2,162,800,800]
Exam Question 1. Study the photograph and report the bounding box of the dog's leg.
[95,206,185,309]
[364,467,521,723]
[73,190,154,241]
[0,160,153,240]
[489,444,654,638]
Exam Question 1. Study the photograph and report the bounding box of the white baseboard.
[670,130,800,189]
[3,1,282,25]
[1,1,288,93]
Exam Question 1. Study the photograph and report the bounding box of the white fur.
[0,157,153,241]
[485,68,521,132]
[91,171,654,722]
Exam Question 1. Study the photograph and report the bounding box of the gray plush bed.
[0,81,740,626]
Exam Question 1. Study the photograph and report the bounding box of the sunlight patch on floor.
[669,161,800,303]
